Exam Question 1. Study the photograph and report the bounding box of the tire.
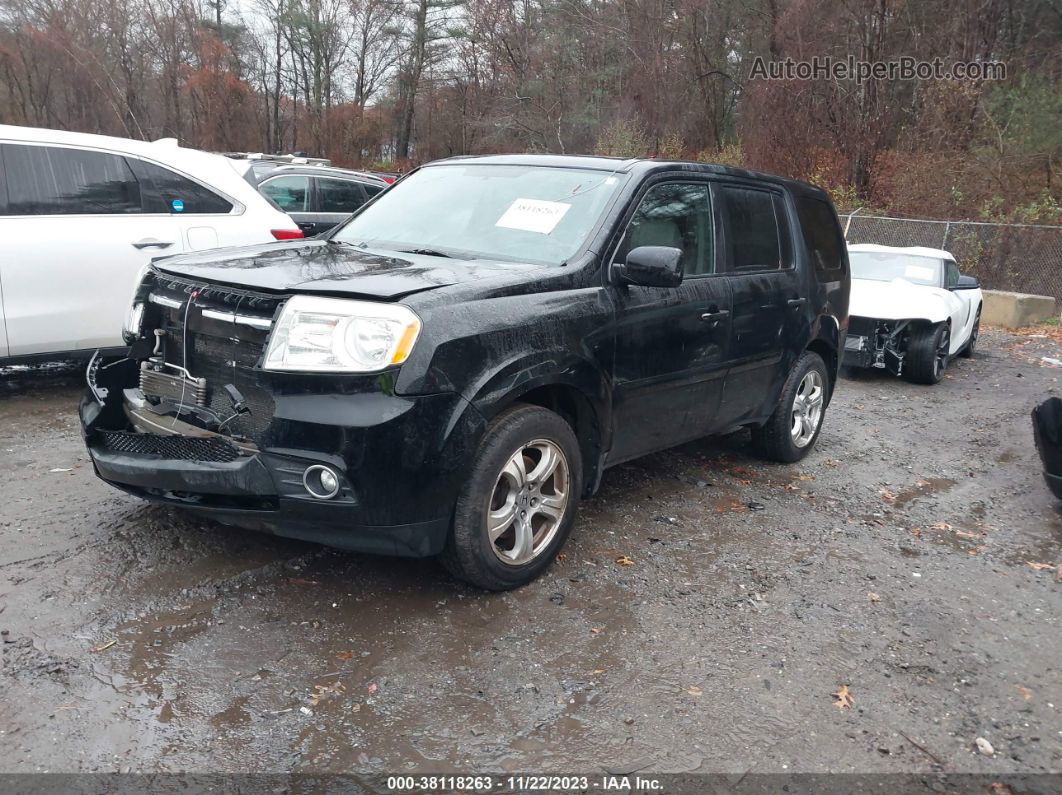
[904,322,950,384]
[960,307,980,358]
[440,404,583,591]
[751,351,830,463]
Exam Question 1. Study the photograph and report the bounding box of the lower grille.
[100,430,241,463]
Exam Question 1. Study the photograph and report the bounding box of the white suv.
[0,125,303,363]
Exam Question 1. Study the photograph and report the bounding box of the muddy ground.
[0,329,1059,777]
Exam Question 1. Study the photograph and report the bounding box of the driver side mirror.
[953,274,980,290]
[613,246,684,288]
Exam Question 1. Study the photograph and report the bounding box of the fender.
[463,349,613,495]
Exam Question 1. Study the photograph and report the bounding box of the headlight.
[123,301,145,342]
[123,264,152,342]
[263,295,421,372]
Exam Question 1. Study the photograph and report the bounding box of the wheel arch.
[807,314,841,402]
[465,352,611,498]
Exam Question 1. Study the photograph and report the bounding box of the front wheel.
[440,404,582,591]
[751,351,829,463]
[905,322,950,384]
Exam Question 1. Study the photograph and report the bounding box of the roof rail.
[219,152,332,167]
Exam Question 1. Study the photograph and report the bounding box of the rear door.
[0,142,186,357]
[607,179,732,463]
[714,183,802,428]
[126,157,235,252]
[313,177,371,234]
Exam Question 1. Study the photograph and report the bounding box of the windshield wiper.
[397,248,459,259]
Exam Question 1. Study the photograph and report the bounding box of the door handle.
[132,238,174,250]
[701,309,730,322]
[787,297,807,308]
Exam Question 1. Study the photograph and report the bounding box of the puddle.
[892,477,956,508]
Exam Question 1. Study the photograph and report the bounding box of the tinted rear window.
[796,196,845,279]
[719,186,782,271]
[128,158,233,214]
[2,144,141,215]
[318,178,366,213]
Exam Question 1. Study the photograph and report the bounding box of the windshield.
[849,252,942,286]
[331,164,625,265]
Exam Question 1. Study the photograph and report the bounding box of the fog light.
[303,465,341,499]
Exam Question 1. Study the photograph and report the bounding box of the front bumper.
[843,317,904,376]
[81,379,485,557]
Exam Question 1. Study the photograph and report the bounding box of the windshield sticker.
[496,198,571,235]
[904,264,935,281]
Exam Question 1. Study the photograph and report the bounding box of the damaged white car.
[843,244,983,384]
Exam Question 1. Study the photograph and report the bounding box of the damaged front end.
[81,271,284,508]
[843,316,912,376]
[79,268,479,557]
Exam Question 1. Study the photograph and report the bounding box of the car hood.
[152,240,546,300]
[849,277,951,323]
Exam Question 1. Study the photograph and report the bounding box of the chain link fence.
[840,212,1062,303]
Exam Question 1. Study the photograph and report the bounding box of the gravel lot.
[0,329,1059,776]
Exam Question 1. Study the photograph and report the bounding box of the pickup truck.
[81,154,850,590]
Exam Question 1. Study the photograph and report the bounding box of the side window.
[363,183,384,198]
[945,260,960,288]
[128,158,233,214]
[719,186,782,272]
[3,144,141,215]
[318,178,367,214]
[795,196,845,279]
[258,175,310,213]
[616,182,714,276]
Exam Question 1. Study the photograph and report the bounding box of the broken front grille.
[142,273,282,444]
[100,430,241,463]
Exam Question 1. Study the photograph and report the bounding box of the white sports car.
[843,244,983,384]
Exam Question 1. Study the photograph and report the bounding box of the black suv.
[81,155,850,590]
[255,164,388,236]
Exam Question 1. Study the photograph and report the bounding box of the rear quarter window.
[796,196,846,280]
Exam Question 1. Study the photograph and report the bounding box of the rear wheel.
[905,322,950,384]
[960,307,980,358]
[751,351,829,463]
[440,404,582,591]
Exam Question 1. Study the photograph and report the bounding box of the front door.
[714,184,802,428]
[943,258,975,354]
[608,180,732,464]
